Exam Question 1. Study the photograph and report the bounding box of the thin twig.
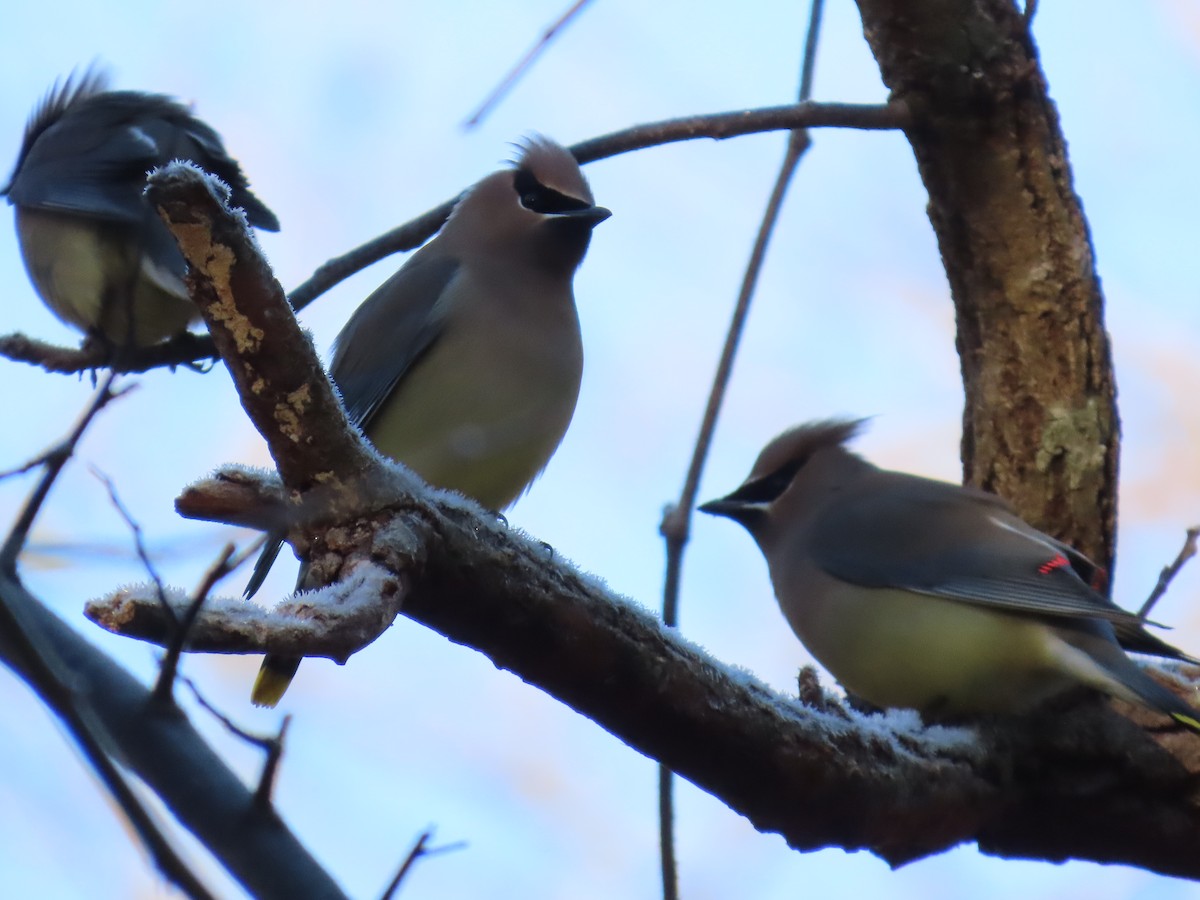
[152,543,237,705]
[181,670,293,809]
[0,449,64,482]
[91,466,173,626]
[379,830,433,900]
[0,373,124,569]
[287,99,906,313]
[1139,527,1200,619]
[180,673,277,749]
[657,4,826,898]
[463,0,594,128]
[253,715,293,810]
[378,829,465,900]
[0,330,217,375]
[227,532,269,574]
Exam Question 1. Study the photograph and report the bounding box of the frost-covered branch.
[88,561,407,661]
[82,457,1200,876]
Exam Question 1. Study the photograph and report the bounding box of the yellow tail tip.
[1171,712,1200,734]
[251,656,300,708]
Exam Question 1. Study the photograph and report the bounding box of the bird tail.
[1112,662,1200,734]
[1171,710,1200,733]
[252,655,301,707]
[248,556,312,707]
[244,532,286,599]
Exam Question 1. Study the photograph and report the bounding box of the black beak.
[555,205,611,226]
[698,496,742,519]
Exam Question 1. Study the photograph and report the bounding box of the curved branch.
[83,461,1200,878]
[287,100,908,311]
[855,0,1118,568]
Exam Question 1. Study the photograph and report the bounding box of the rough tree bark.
[855,0,1119,569]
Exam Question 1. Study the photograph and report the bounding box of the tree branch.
[854,0,1119,569]
[463,0,595,128]
[0,330,217,375]
[2,98,909,381]
[80,466,1200,877]
[0,571,348,898]
[78,91,1199,882]
[287,99,908,312]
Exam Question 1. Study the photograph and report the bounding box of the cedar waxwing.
[248,136,609,706]
[2,68,279,349]
[700,419,1200,731]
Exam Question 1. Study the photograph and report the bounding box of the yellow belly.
[784,577,1077,714]
[16,208,195,346]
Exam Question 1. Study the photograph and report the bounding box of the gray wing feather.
[243,254,458,601]
[810,474,1147,627]
[329,254,461,429]
[6,88,279,230]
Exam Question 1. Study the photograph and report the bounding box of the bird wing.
[328,254,461,429]
[1111,619,1199,663]
[6,91,279,230]
[808,473,1147,628]
[6,101,160,222]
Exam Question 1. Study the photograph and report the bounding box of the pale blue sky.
[1,2,1199,898]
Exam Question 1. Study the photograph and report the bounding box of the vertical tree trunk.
[855,0,1119,570]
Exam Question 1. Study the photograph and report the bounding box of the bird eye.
[730,459,805,505]
[513,169,591,215]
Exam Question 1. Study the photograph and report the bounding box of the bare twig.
[0,373,124,569]
[226,532,269,574]
[254,716,292,810]
[179,673,273,747]
[153,543,238,704]
[0,449,65,482]
[179,670,292,809]
[379,830,432,900]
[463,0,594,128]
[379,829,466,900]
[91,466,172,624]
[0,330,217,375]
[181,671,294,811]
[1139,527,1200,619]
[656,4,827,898]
